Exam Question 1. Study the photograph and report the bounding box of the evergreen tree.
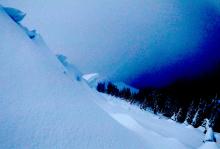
[130,93,138,104]
[107,82,119,96]
[203,128,216,142]
[151,90,162,114]
[97,82,106,93]
[153,100,159,114]
[209,96,220,129]
[192,99,207,127]
[185,101,196,125]
[135,89,147,105]
[171,113,177,121]
[119,88,131,100]
[141,97,148,110]
[176,108,184,122]
[202,118,211,134]
[163,97,176,117]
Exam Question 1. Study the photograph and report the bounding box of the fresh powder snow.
[0,6,147,149]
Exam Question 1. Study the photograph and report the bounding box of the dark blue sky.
[130,6,220,88]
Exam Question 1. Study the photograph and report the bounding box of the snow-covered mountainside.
[0,6,147,149]
[93,93,220,149]
[0,5,219,149]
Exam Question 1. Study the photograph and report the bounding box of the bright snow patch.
[83,73,99,82]
[198,142,218,149]
[204,128,216,142]
[82,73,101,87]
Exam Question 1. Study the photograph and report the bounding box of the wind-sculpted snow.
[57,54,82,81]
[0,6,148,149]
[3,6,25,23]
[3,6,37,39]
[83,73,101,87]
[19,24,37,39]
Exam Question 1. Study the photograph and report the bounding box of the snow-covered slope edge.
[93,93,220,149]
[83,73,139,93]
[114,82,139,93]
[0,6,148,149]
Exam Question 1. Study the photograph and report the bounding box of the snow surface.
[92,92,220,149]
[57,54,82,81]
[204,128,216,142]
[82,73,100,87]
[3,6,37,40]
[19,24,37,39]
[198,142,218,149]
[0,6,147,149]
[3,6,25,23]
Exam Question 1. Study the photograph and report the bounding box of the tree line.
[97,82,220,132]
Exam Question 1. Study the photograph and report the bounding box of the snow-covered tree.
[107,82,119,97]
[209,95,220,128]
[151,90,162,114]
[171,113,177,121]
[185,101,196,125]
[192,99,206,127]
[176,108,184,122]
[119,88,131,100]
[163,97,175,117]
[97,82,106,93]
[204,128,216,142]
[201,118,211,134]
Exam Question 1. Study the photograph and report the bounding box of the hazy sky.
[2,0,220,87]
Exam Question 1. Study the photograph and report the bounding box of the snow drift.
[3,6,25,23]
[0,6,148,149]
[56,54,82,81]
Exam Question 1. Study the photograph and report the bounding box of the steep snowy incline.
[92,92,209,149]
[0,6,148,149]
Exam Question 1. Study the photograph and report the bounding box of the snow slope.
[198,142,219,149]
[0,6,148,149]
[56,54,82,81]
[92,92,220,149]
